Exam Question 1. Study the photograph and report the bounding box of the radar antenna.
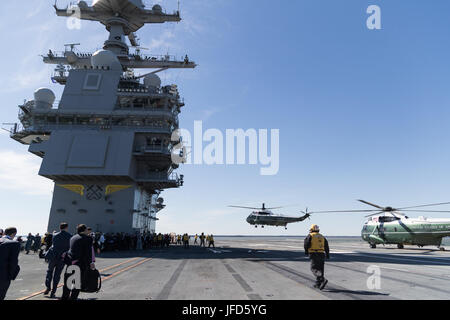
[64,43,80,52]
[54,0,182,55]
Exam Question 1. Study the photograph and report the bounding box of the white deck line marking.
[353,252,450,266]
[245,242,450,265]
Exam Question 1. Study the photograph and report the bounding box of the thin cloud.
[200,107,221,121]
[25,0,47,19]
[0,150,53,196]
[145,29,176,52]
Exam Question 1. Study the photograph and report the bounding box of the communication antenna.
[2,123,17,134]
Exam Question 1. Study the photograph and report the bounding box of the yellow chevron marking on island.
[57,184,84,196]
[105,185,132,195]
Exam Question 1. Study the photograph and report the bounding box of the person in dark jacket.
[17,236,24,251]
[304,224,330,290]
[25,233,33,254]
[61,224,95,300]
[0,227,21,300]
[44,223,71,298]
[32,233,41,253]
[39,232,52,259]
[44,232,53,248]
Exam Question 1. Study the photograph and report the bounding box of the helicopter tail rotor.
[301,208,312,220]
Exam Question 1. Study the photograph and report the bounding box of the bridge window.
[84,73,102,90]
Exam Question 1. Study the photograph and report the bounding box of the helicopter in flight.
[228,203,312,230]
[311,200,450,250]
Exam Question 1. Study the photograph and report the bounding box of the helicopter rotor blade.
[229,203,300,211]
[306,210,381,214]
[389,211,405,218]
[365,211,385,218]
[228,206,261,210]
[399,210,450,213]
[358,200,384,209]
[397,202,450,210]
[264,203,302,210]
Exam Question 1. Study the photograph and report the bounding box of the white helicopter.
[228,203,312,230]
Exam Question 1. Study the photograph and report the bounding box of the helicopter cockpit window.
[379,216,399,223]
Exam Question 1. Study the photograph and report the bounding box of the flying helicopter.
[311,200,450,250]
[228,203,312,230]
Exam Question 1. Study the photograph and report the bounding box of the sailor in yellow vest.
[208,234,215,248]
[183,233,190,249]
[304,225,330,290]
[200,233,206,247]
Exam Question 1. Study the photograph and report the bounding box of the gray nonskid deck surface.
[6,238,450,300]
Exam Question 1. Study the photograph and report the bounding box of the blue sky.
[1,0,450,236]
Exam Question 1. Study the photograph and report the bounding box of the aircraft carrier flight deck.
[7,237,450,301]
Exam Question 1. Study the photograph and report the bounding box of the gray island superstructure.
[10,0,195,234]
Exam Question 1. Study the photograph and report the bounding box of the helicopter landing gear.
[397,244,404,249]
[370,243,377,249]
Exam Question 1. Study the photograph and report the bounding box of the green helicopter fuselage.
[361,216,450,247]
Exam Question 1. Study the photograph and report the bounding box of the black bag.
[44,247,55,261]
[81,268,102,293]
[62,251,73,265]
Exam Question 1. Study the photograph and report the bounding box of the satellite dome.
[152,4,162,13]
[65,51,78,64]
[34,88,55,109]
[78,1,88,9]
[91,50,122,71]
[144,74,161,89]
